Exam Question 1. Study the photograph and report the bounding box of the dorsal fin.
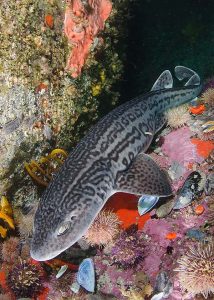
[174,66,195,80]
[184,73,200,86]
[151,70,173,91]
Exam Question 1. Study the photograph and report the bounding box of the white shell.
[56,265,68,279]
[77,258,95,292]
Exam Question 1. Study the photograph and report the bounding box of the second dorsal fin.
[151,70,173,91]
[184,73,200,86]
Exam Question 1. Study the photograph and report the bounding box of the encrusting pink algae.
[64,0,112,77]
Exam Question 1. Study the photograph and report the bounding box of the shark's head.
[30,183,101,261]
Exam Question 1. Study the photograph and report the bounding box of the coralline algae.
[64,0,112,77]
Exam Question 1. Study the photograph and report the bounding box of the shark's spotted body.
[31,67,202,260]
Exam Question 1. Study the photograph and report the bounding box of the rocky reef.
[0,0,129,201]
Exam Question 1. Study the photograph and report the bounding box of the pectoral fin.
[114,153,172,197]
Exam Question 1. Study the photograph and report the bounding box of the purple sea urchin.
[83,209,121,246]
[7,260,44,298]
[111,227,144,269]
[175,241,214,299]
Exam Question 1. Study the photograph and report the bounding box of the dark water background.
[121,0,214,101]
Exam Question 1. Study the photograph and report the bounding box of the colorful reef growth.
[1,0,214,299]
[83,209,121,246]
[64,0,112,77]
[175,241,214,299]
[0,196,15,238]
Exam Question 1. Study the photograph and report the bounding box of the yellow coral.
[25,148,68,186]
[92,83,102,96]
[0,196,15,237]
[100,70,106,83]
[0,211,15,229]
[0,226,7,238]
[1,196,13,215]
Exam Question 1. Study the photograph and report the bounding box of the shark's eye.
[57,221,71,236]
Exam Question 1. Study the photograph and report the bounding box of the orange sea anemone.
[189,104,205,115]
[194,204,205,215]
[45,14,54,28]
[191,138,214,158]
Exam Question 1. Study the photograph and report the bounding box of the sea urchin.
[83,209,121,246]
[175,241,214,299]
[111,227,144,269]
[165,104,190,128]
[7,260,44,298]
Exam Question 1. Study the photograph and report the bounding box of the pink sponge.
[161,127,204,166]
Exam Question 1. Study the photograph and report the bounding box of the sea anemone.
[7,260,44,298]
[207,196,214,224]
[201,88,214,107]
[165,104,191,128]
[17,213,34,239]
[83,209,121,246]
[111,227,144,269]
[1,237,19,264]
[175,241,214,299]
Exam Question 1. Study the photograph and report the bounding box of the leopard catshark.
[31,66,202,261]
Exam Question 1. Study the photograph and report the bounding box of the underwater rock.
[205,172,214,195]
[186,228,206,241]
[173,171,203,209]
[168,161,186,181]
[64,0,112,77]
[154,271,173,298]
[88,293,118,300]
[156,198,175,218]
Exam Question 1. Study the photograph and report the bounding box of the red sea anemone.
[175,241,214,299]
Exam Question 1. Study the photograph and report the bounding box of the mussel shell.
[173,171,203,209]
[138,195,159,215]
[77,258,95,293]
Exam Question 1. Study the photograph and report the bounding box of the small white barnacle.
[194,174,198,178]
[191,184,195,190]
[57,221,70,236]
